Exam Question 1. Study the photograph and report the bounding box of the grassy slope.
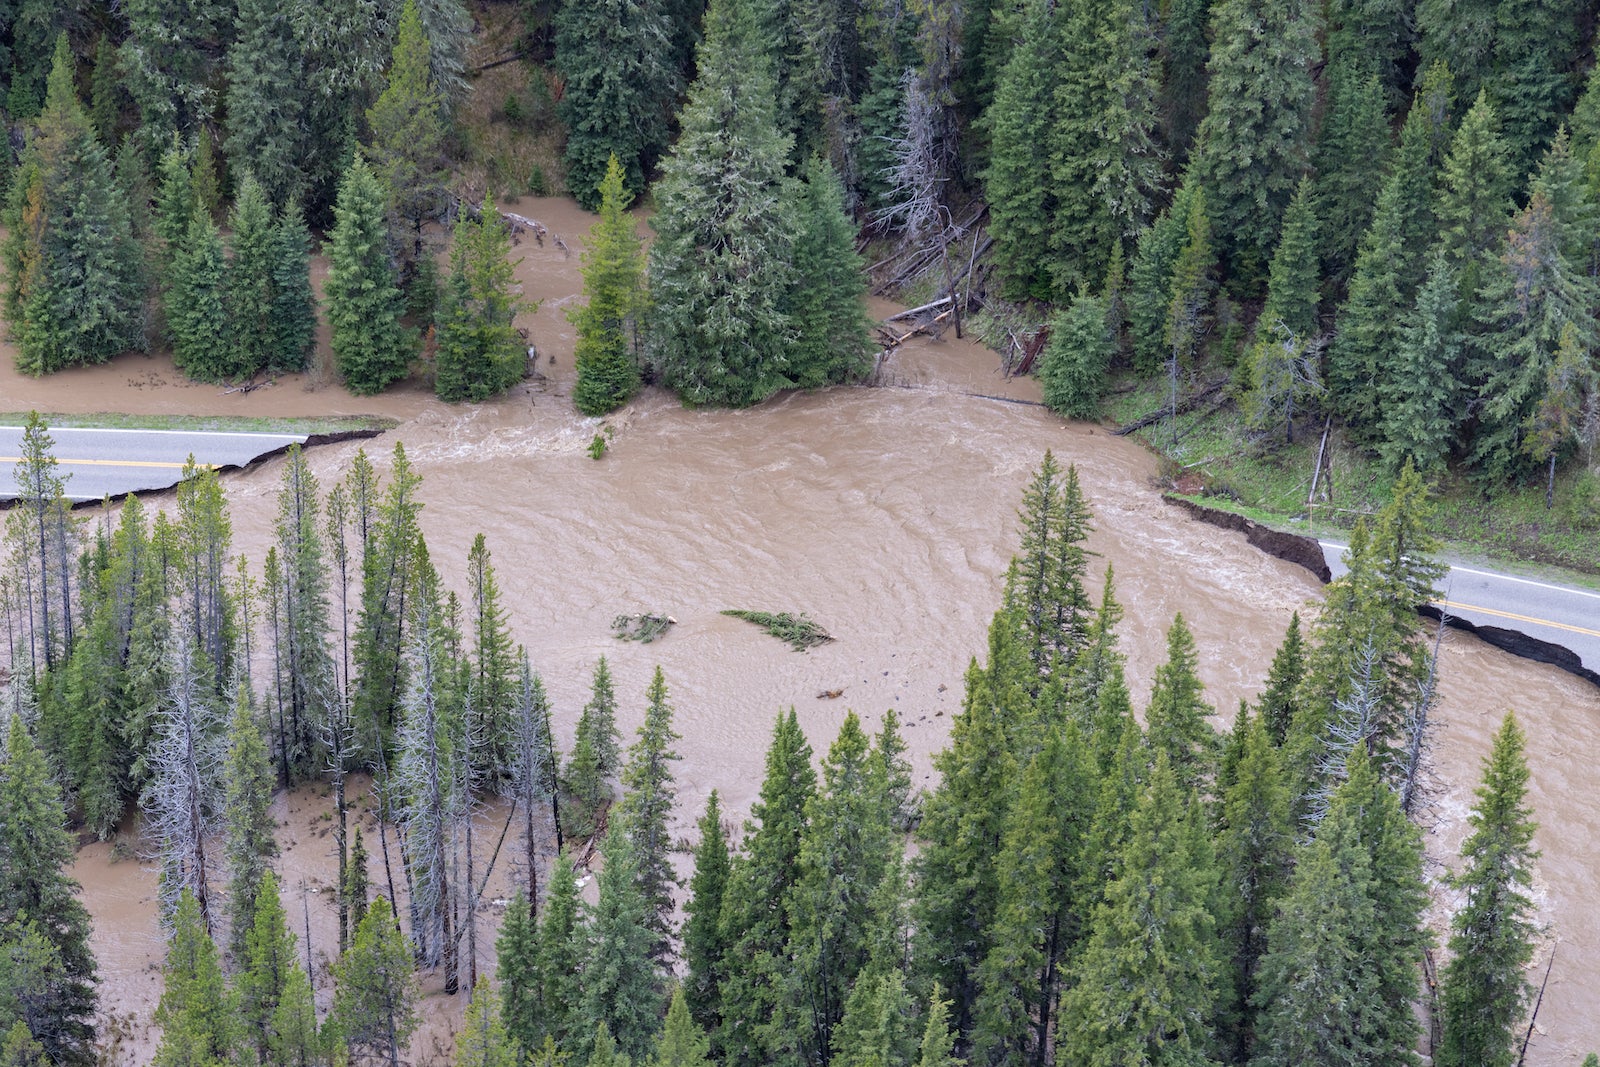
[1100,370,1600,588]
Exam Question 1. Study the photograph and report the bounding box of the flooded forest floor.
[2,197,1596,1064]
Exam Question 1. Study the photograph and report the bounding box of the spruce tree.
[269,205,318,372]
[1248,777,1386,1065]
[3,36,144,375]
[1434,91,1513,305]
[366,0,448,265]
[576,657,624,776]
[224,175,279,379]
[554,0,680,209]
[154,889,236,1067]
[717,711,815,1067]
[981,0,1062,300]
[1190,0,1320,274]
[0,717,97,1065]
[1311,57,1390,285]
[1487,0,1584,179]
[457,975,519,1067]
[1127,182,1198,375]
[1244,181,1322,445]
[332,898,419,1067]
[1145,614,1216,794]
[1256,613,1304,746]
[1438,713,1540,1067]
[1039,291,1112,420]
[221,690,279,962]
[1378,250,1464,476]
[969,726,1097,1066]
[655,987,713,1067]
[1058,756,1221,1064]
[327,157,415,395]
[224,0,311,209]
[435,200,529,403]
[1004,451,1094,683]
[618,666,683,955]
[496,891,542,1057]
[152,137,197,258]
[535,854,586,1052]
[682,791,731,1036]
[1163,186,1214,433]
[646,0,798,407]
[580,832,663,1062]
[573,155,647,416]
[787,713,897,1065]
[235,872,299,1064]
[787,156,874,390]
[1214,711,1294,1062]
[166,209,232,382]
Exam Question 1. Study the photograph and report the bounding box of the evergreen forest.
[0,424,1556,1065]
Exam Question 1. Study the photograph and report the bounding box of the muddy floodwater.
[5,197,1596,1063]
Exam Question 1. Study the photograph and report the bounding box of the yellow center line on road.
[0,457,213,469]
[1437,600,1600,640]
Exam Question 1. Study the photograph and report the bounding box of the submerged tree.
[572,155,647,416]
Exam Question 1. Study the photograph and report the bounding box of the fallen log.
[884,296,953,322]
[1111,378,1228,435]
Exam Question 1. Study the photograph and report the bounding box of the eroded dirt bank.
[28,196,1600,1064]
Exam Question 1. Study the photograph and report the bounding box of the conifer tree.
[3,36,143,376]
[564,730,607,840]
[1127,183,1197,375]
[496,891,542,1057]
[916,988,959,1067]
[154,889,236,1067]
[911,655,1015,1033]
[120,0,224,158]
[345,825,371,933]
[1435,91,1514,304]
[1256,613,1304,746]
[1190,0,1320,274]
[1004,452,1094,683]
[0,717,97,1065]
[1248,775,1386,1065]
[655,987,712,1067]
[366,0,448,265]
[1244,181,1322,445]
[333,898,419,1067]
[222,690,279,961]
[787,713,897,1064]
[1058,755,1220,1064]
[235,871,299,1063]
[787,156,874,390]
[683,791,731,1036]
[717,711,815,1067]
[224,175,279,378]
[581,832,663,1062]
[465,535,516,779]
[1379,251,1464,476]
[166,209,232,382]
[269,206,318,371]
[1487,0,1583,179]
[969,725,1096,1066]
[647,0,799,407]
[272,443,333,782]
[1312,58,1390,285]
[1214,711,1294,1061]
[458,975,519,1067]
[1163,186,1214,435]
[573,156,647,416]
[327,157,415,396]
[1416,0,1494,105]
[1044,0,1162,292]
[1438,713,1540,1067]
[224,0,311,210]
[830,970,916,1067]
[1146,614,1216,794]
[618,666,683,954]
[1039,291,1113,420]
[981,0,1062,300]
[554,0,680,210]
[535,855,585,1052]
[435,200,529,403]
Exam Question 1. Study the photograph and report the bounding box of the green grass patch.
[721,610,835,651]
[0,412,398,436]
[1099,367,1600,582]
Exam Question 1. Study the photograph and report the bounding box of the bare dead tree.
[1398,614,1448,820]
[874,72,956,253]
[141,631,225,932]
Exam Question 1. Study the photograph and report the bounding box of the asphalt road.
[0,426,309,503]
[1320,540,1600,676]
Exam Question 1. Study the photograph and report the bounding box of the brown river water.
[3,196,1596,1063]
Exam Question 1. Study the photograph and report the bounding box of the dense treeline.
[0,430,1555,1064]
[4,0,1600,471]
